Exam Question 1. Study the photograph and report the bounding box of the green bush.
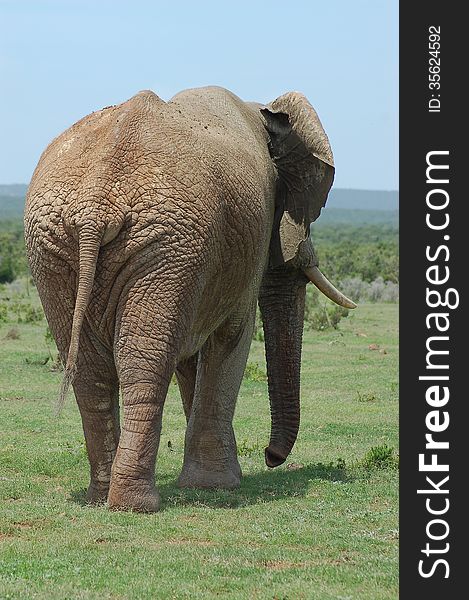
[17,304,43,323]
[306,303,349,331]
[0,223,29,281]
[356,391,379,403]
[0,302,8,322]
[252,307,264,341]
[0,253,15,283]
[237,439,262,457]
[8,300,43,323]
[243,362,267,382]
[0,279,44,324]
[361,445,399,470]
[304,286,349,331]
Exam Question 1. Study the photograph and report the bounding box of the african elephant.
[25,86,355,512]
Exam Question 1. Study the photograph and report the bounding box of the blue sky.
[0,0,398,190]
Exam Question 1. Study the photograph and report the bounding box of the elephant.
[25,86,355,512]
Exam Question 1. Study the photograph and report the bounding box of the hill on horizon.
[327,188,397,211]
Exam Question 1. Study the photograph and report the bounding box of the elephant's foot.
[86,480,110,505]
[108,475,160,513]
[177,458,242,490]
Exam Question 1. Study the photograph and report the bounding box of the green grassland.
[0,285,398,600]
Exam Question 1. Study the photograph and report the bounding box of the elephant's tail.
[55,226,102,415]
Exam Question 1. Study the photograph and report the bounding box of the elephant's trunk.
[259,268,306,467]
[56,226,102,414]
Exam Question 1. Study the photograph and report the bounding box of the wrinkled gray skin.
[25,87,335,512]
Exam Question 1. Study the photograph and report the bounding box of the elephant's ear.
[261,92,335,267]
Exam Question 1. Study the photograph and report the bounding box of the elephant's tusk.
[303,266,357,309]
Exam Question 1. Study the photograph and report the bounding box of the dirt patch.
[4,327,20,340]
[261,550,357,570]
[12,518,51,531]
[13,521,35,529]
[330,552,356,566]
[261,559,311,570]
[286,462,303,471]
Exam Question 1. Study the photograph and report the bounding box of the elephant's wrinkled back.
[25,87,275,327]
[26,87,272,229]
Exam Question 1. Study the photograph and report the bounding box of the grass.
[0,285,398,599]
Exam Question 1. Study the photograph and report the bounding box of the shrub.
[336,277,368,303]
[304,286,349,331]
[0,253,15,283]
[356,391,378,403]
[8,299,43,323]
[252,307,264,341]
[361,445,399,470]
[17,304,43,323]
[0,302,8,322]
[339,276,399,303]
[367,277,387,302]
[379,279,399,302]
[237,439,262,457]
[0,278,45,323]
[0,225,30,281]
[244,362,267,382]
[327,305,350,328]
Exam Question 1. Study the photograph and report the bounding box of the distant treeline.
[313,222,398,284]
[0,217,398,285]
[0,220,28,283]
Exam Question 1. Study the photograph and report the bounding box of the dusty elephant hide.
[25,85,353,512]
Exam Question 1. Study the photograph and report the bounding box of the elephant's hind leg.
[178,306,256,489]
[72,333,120,505]
[108,332,175,513]
[36,272,120,505]
[108,285,181,513]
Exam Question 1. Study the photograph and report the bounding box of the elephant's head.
[257,92,356,468]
